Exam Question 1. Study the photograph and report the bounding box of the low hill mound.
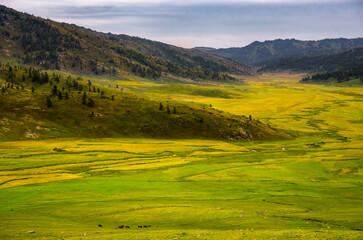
[0,65,290,141]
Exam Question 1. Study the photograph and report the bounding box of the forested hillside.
[196,38,363,65]
[0,5,251,83]
[75,26,252,75]
[0,63,289,141]
[259,47,363,73]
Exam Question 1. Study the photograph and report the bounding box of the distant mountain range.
[1,4,362,80]
[195,38,363,66]
[0,5,251,83]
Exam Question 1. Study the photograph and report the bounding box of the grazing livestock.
[147,225,151,228]
[98,224,102,227]
[118,225,124,229]
[138,225,142,228]
[53,147,66,152]
[125,226,130,229]
[143,225,148,228]
[155,225,159,228]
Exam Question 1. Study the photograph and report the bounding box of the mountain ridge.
[0,5,251,83]
[195,38,363,66]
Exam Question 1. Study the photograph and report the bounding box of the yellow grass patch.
[90,156,204,171]
[0,173,81,189]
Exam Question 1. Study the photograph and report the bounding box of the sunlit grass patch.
[0,172,81,189]
[0,74,362,239]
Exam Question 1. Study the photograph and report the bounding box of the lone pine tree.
[46,96,52,108]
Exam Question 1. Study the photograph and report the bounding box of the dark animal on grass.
[143,225,147,228]
[118,225,124,229]
[53,147,66,152]
[138,225,142,228]
[147,225,151,228]
[155,225,159,228]
[125,226,130,229]
[98,224,102,227]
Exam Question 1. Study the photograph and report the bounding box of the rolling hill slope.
[0,64,290,141]
[0,5,251,83]
[74,25,252,75]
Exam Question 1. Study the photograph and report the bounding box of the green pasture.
[0,74,362,239]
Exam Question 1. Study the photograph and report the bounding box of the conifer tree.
[46,96,52,108]
[88,97,94,106]
[167,105,171,114]
[52,85,58,95]
[82,92,87,105]
[159,102,163,111]
[58,91,62,100]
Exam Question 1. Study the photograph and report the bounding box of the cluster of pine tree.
[301,67,363,83]
[159,103,177,114]
[0,6,81,69]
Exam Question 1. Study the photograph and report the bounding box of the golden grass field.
[0,73,362,239]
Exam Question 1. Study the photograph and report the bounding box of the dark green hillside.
[0,64,290,141]
[196,38,363,65]
[300,68,363,84]
[74,26,252,75]
[259,47,363,73]
[0,5,250,83]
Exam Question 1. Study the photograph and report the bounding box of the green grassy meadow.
[0,74,362,239]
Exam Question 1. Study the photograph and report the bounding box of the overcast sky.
[1,0,362,48]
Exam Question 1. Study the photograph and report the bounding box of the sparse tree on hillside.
[159,103,163,111]
[167,105,171,114]
[65,91,69,99]
[44,72,49,83]
[82,92,87,105]
[46,96,52,108]
[88,97,94,107]
[31,86,34,92]
[173,106,177,114]
[58,91,62,100]
[52,85,58,95]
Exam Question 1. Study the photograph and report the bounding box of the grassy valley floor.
[0,74,362,239]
